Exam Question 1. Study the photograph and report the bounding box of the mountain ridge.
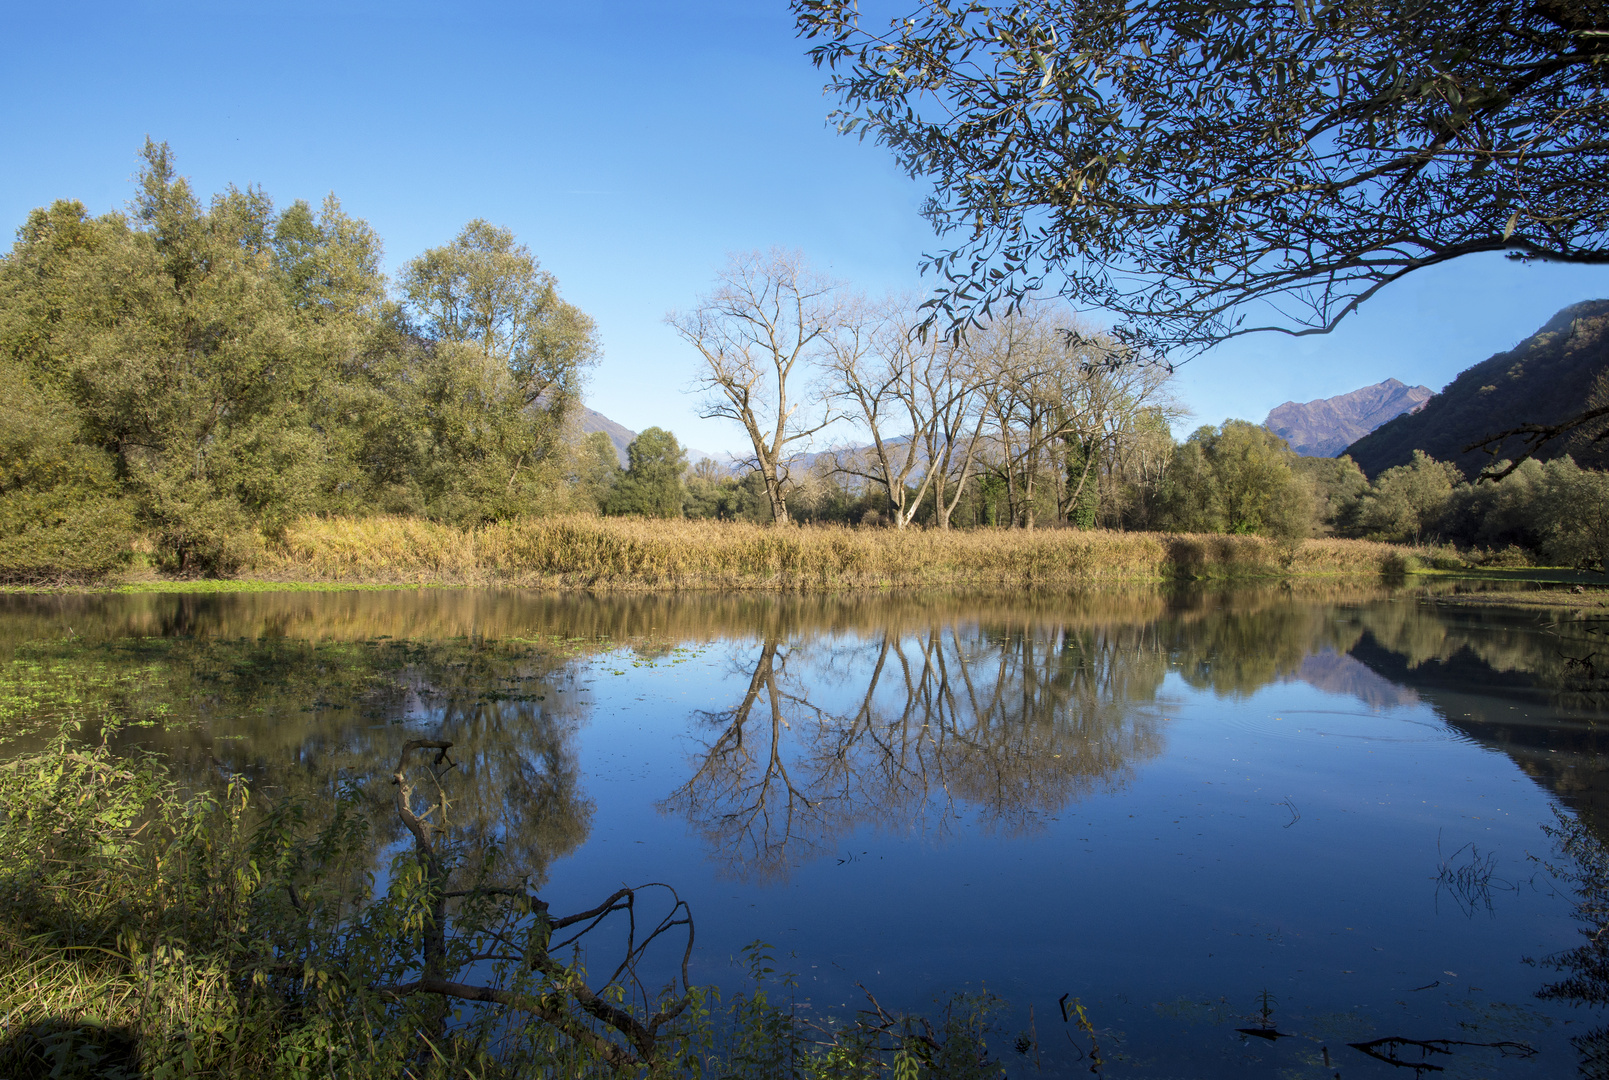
[576,406,716,468]
[1264,379,1433,457]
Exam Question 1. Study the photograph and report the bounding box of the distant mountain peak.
[576,406,637,467]
[1265,379,1433,457]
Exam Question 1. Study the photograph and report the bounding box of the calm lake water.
[3,584,1607,1077]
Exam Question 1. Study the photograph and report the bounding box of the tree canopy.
[1161,421,1311,538]
[795,0,1609,353]
[0,141,600,577]
[605,427,689,518]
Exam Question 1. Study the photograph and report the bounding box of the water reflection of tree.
[1165,602,1362,696]
[42,634,595,893]
[1534,811,1609,1078]
[7,583,1608,885]
[1353,602,1609,712]
[662,623,1168,881]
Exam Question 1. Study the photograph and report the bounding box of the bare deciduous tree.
[972,306,1074,529]
[967,304,1184,529]
[670,250,843,524]
[921,329,990,530]
[1053,355,1187,528]
[826,297,983,529]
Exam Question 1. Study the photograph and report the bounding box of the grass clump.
[258,515,1426,591]
[0,724,1002,1079]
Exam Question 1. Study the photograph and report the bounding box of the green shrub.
[0,365,135,582]
[605,427,688,519]
[0,725,1005,1078]
[1468,544,1533,568]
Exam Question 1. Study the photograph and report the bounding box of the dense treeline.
[4,148,1606,583]
[583,414,1312,542]
[1,142,598,579]
[1300,450,1609,570]
[591,421,1608,574]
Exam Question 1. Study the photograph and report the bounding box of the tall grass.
[261,515,1426,590]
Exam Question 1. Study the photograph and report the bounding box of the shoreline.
[4,571,1603,614]
[3,515,1603,604]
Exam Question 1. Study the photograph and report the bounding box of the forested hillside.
[1346,300,1609,478]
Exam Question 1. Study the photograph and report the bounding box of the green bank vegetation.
[0,723,1000,1079]
[0,142,601,582]
[4,147,1604,592]
[1299,450,1609,571]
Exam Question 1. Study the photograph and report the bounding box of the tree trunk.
[763,470,790,524]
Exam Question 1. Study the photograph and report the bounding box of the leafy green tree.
[0,361,135,581]
[684,459,737,521]
[1157,440,1214,533]
[1063,438,1100,529]
[399,220,597,413]
[270,194,386,318]
[398,221,601,523]
[0,142,343,572]
[1438,457,1548,551]
[1160,422,1310,539]
[1354,451,1464,544]
[796,0,1609,352]
[0,143,611,568]
[1538,457,1609,572]
[1292,456,1370,536]
[571,431,622,514]
[605,428,687,518]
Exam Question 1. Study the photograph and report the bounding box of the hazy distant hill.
[575,406,716,468]
[576,407,637,466]
[1264,379,1433,457]
[1345,299,1609,478]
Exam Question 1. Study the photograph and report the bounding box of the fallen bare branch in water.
[1348,1035,1537,1073]
[377,738,695,1070]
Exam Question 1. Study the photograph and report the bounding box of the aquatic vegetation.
[0,724,1003,1078]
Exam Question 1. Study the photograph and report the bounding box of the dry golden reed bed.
[259,515,1426,590]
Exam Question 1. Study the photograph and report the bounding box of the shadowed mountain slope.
[1344,300,1609,478]
[1265,379,1432,456]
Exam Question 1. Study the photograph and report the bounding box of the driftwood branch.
[381,738,696,1071]
[1348,1036,1537,1072]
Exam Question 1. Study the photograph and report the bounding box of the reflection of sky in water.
[2,589,1604,1076]
[549,631,1597,1078]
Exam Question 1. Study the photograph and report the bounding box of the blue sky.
[3,1,1603,455]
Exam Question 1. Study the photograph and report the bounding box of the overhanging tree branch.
[794,0,1609,354]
